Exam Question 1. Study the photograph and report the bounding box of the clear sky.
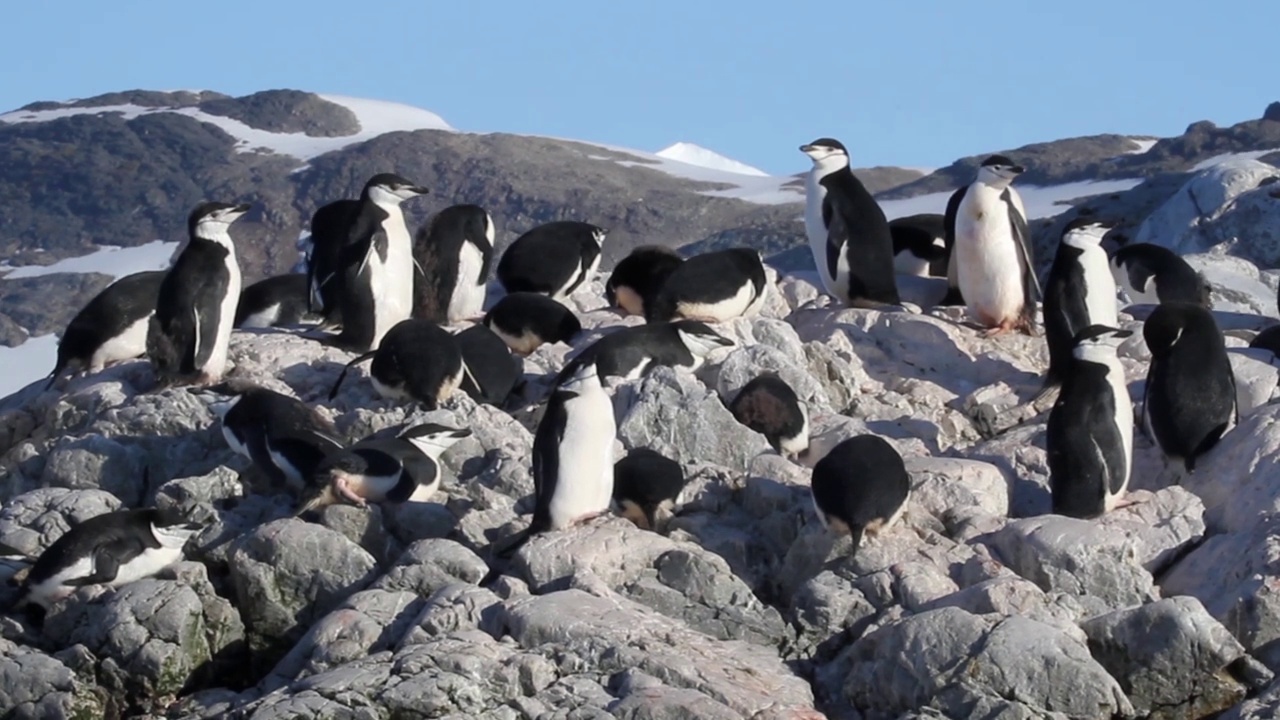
[3,1,1277,176]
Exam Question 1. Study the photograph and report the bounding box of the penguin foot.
[333,478,367,507]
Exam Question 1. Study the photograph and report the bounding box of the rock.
[1266,102,1280,123]
[1230,349,1279,417]
[1188,402,1280,534]
[713,343,832,411]
[0,487,121,557]
[373,538,490,597]
[905,456,1010,519]
[38,434,148,504]
[0,638,108,718]
[1186,252,1280,316]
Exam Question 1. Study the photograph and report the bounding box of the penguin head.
[363,173,430,205]
[1072,324,1132,362]
[189,201,252,240]
[1142,302,1214,358]
[800,138,849,170]
[559,358,602,391]
[399,423,473,461]
[591,227,609,246]
[145,507,205,549]
[1061,216,1117,250]
[976,155,1025,186]
[673,321,735,357]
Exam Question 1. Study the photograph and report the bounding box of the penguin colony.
[6,139,1244,633]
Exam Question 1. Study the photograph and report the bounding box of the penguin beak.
[407,185,430,195]
[1009,165,1026,175]
[799,144,815,152]
[232,203,252,214]
[449,428,473,439]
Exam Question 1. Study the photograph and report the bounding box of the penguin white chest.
[371,212,415,345]
[447,241,488,323]
[204,253,242,379]
[1100,358,1134,507]
[546,390,616,529]
[238,304,282,330]
[954,187,1025,325]
[1078,248,1119,328]
[90,314,152,371]
[112,546,186,586]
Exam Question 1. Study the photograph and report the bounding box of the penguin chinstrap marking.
[412,204,495,324]
[553,319,734,387]
[46,270,166,390]
[1046,325,1135,519]
[454,324,522,407]
[800,138,900,308]
[809,435,911,557]
[948,155,1040,335]
[305,199,360,325]
[483,292,582,356]
[328,319,465,409]
[496,221,607,303]
[612,447,686,532]
[605,245,684,317]
[1042,218,1120,394]
[1108,242,1212,308]
[645,247,768,324]
[727,374,810,461]
[297,423,472,515]
[1142,301,1239,472]
[236,273,320,329]
[193,381,343,494]
[15,508,203,610]
[146,201,250,387]
[329,173,430,352]
[889,213,949,278]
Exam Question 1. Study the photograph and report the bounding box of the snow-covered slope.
[655,142,769,177]
[0,240,177,281]
[878,178,1146,221]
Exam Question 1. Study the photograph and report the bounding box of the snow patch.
[655,142,768,177]
[1124,138,1159,156]
[1192,148,1280,172]
[0,334,58,400]
[878,178,1144,221]
[0,240,177,281]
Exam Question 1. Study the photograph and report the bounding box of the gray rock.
[1230,349,1279,417]
[373,538,490,597]
[38,434,148,504]
[0,638,107,719]
[0,487,121,557]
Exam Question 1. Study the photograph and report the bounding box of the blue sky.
[3,2,1276,175]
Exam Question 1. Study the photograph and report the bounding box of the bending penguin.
[454,324,522,407]
[305,199,359,324]
[13,508,203,610]
[147,201,250,387]
[605,245,684,317]
[726,374,810,461]
[236,274,319,329]
[612,448,686,532]
[946,155,1040,335]
[1042,218,1119,395]
[800,138,900,308]
[645,248,768,324]
[1046,325,1135,519]
[1109,243,1211,307]
[889,213,949,277]
[1142,301,1238,472]
[496,221,608,303]
[328,318,465,409]
[46,269,166,390]
[413,204,495,324]
[809,435,911,556]
[483,292,582,356]
[554,319,733,386]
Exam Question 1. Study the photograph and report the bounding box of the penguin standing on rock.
[947,155,1040,335]
[644,248,768,324]
[235,274,319,329]
[328,319,465,408]
[483,292,582,356]
[1109,243,1212,308]
[727,374,810,460]
[1142,301,1238,472]
[496,221,607,303]
[554,320,734,385]
[147,201,250,387]
[612,448,686,531]
[46,270,166,390]
[809,435,911,556]
[800,138,900,308]
[1042,218,1119,395]
[413,204,495,324]
[305,199,359,323]
[605,245,684,317]
[1046,325,1135,519]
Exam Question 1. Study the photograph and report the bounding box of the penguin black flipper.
[821,194,846,282]
[529,388,575,536]
[189,273,232,373]
[329,351,378,400]
[62,537,147,586]
[1003,187,1041,315]
[940,185,968,307]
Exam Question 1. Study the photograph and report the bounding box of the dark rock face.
[198,89,360,137]
[1265,102,1280,123]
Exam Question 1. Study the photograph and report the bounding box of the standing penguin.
[645,248,768,324]
[496,221,607,302]
[235,274,319,329]
[1109,243,1212,308]
[454,324,522,406]
[727,374,810,461]
[889,213,949,277]
[329,173,431,351]
[1046,325,1135,519]
[483,292,582,356]
[612,448,686,531]
[412,204,495,324]
[800,138,900,307]
[605,245,684,317]
[554,320,734,385]
[947,155,1040,335]
[147,201,250,387]
[1143,301,1238,471]
[328,318,465,408]
[809,435,911,556]
[14,508,203,610]
[1042,218,1120,393]
[305,199,359,323]
[46,270,166,390]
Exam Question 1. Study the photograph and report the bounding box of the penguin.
[809,434,911,556]
[554,319,734,386]
[235,274,319,329]
[14,508,203,610]
[1046,325,1135,519]
[483,292,582,356]
[1249,326,1280,357]
[296,423,472,515]
[612,448,686,531]
[1042,218,1120,393]
[328,173,431,352]
[1109,243,1212,307]
[1142,301,1238,472]
[644,248,768,324]
[305,199,359,323]
[800,138,900,307]
[328,318,465,409]
[889,213,949,277]
[146,201,250,387]
[727,374,810,460]
[45,270,166,390]
[605,245,684,317]
[454,324,522,406]
[412,204,495,324]
[495,221,607,302]
[193,381,344,493]
[947,155,1040,335]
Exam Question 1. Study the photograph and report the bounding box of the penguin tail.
[329,351,377,400]
[848,525,866,558]
[479,527,534,587]
[44,364,64,392]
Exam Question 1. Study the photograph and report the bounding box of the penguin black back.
[1042,218,1119,390]
[1250,326,1280,357]
[413,204,494,323]
[819,165,900,306]
[47,269,166,389]
[644,248,767,324]
[483,292,582,355]
[889,214,948,276]
[306,199,359,319]
[553,320,731,386]
[236,274,315,328]
[1110,243,1211,307]
[455,324,522,406]
[329,319,464,408]
[496,221,606,299]
[605,245,684,317]
[810,435,911,556]
[612,448,686,531]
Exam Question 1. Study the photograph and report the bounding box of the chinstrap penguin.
[727,374,810,461]
[800,138,900,308]
[496,221,607,303]
[612,448,686,532]
[644,248,768,324]
[454,324,522,407]
[235,273,319,329]
[605,245,684,317]
[553,319,734,386]
[305,198,359,323]
[1042,218,1120,395]
[412,204,495,324]
[809,435,911,556]
[1046,325,1135,519]
[1109,242,1211,308]
[483,292,582,356]
[889,213,949,277]
[147,201,250,387]
[46,269,166,390]
[328,319,465,409]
